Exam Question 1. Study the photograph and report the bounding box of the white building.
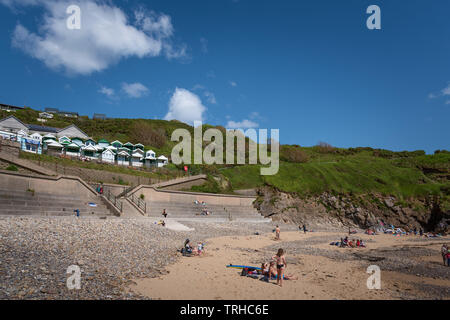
[101,148,116,164]
[157,155,168,168]
[130,149,144,167]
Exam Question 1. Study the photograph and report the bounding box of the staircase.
[0,189,112,217]
[146,201,268,223]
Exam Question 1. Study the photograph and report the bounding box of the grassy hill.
[4,107,449,211]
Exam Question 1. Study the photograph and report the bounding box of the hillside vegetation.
[4,108,449,211]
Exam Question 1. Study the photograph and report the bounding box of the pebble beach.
[0,216,449,300]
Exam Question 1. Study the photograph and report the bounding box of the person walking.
[442,244,448,266]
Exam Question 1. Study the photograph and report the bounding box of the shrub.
[6,165,18,171]
[315,142,336,154]
[280,146,309,163]
[130,121,167,149]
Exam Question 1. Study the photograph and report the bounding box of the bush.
[130,121,167,149]
[315,142,336,154]
[280,146,309,163]
[6,165,18,171]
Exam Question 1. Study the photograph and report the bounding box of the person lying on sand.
[268,261,298,281]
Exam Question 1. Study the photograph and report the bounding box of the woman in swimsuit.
[268,261,298,281]
[273,248,287,287]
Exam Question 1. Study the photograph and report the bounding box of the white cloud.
[200,37,208,53]
[442,84,450,96]
[226,119,259,129]
[122,82,149,98]
[445,100,450,105]
[204,91,217,104]
[164,88,206,124]
[99,86,115,97]
[230,81,237,87]
[5,0,185,75]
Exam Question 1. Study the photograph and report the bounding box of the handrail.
[130,193,146,213]
[105,189,123,213]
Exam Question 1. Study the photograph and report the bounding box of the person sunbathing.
[268,261,298,281]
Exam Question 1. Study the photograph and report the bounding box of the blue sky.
[0,0,449,153]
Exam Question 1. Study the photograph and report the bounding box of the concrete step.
[0,205,108,213]
[0,193,94,202]
[148,204,259,214]
[0,210,111,217]
[0,199,104,207]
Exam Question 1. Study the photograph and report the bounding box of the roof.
[157,155,168,160]
[58,111,79,116]
[117,150,130,156]
[111,140,123,145]
[0,115,29,130]
[45,108,59,113]
[82,145,97,151]
[43,133,56,139]
[57,124,90,138]
[46,141,63,148]
[66,143,80,149]
[0,103,24,110]
[27,124,59,133]
[102,148,116,154]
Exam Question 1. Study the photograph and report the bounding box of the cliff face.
[254,186,449,234]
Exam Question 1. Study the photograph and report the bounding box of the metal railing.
[117,185,135,198]
[106,189,123,213]
[130,193,146,213]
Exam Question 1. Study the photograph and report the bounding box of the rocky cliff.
[254,186,449,234]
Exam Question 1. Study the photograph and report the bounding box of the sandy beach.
[129,231,450,300]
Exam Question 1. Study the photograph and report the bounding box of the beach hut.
[65,143,80,157]
[130,149,144,167]
[123,142,134,150]
[156,155,168,168]
[21,137,41,154]
[144,150,157,168]
[71,137,84,147]
[45,140,63,156]
[97,139,110,149]
[58,136,71,144]
[30,132,42,141]
[81,144,98,160]
[101,148,116,164]
[43,133,57,142]
[84,138,96,147]
[117,150,130,166]
[134,143,144,151]
[111,140,123,149]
